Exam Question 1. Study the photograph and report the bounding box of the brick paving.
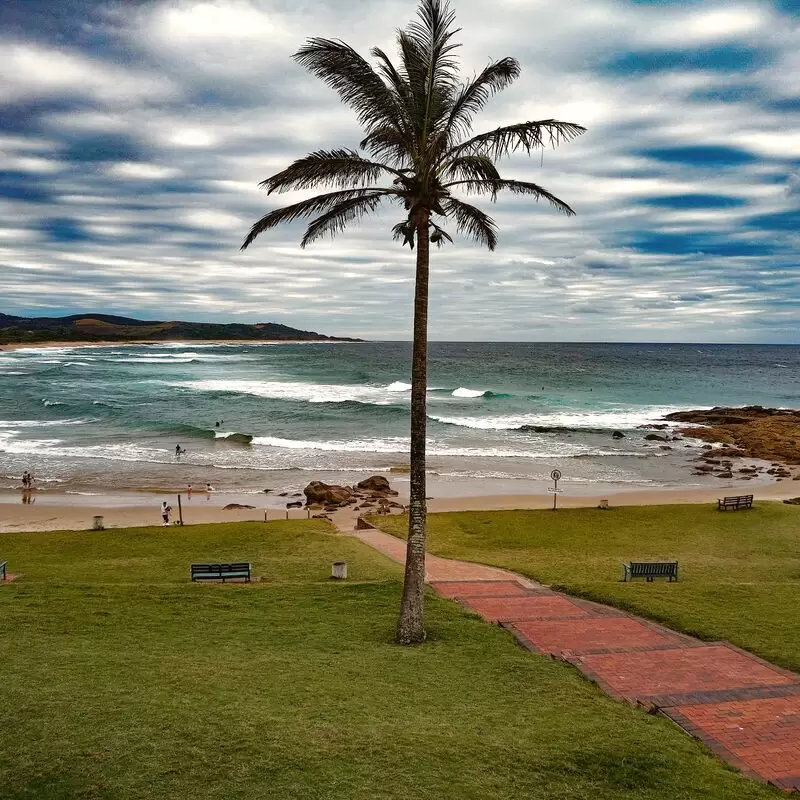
[341,519,800,791]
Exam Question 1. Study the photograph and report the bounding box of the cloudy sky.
[0,0,798,342]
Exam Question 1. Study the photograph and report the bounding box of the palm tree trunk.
[396,211,430,645]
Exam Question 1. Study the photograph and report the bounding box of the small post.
[307,507,310,519]
[331,561,348,580]
[264,509,267,523]
[92,515,104,530]
[177,494,183,526]
[285,509,289,520]
[549,469,562,511]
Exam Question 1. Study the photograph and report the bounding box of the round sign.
[550,469,562,482]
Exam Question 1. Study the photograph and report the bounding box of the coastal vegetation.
[0,312,354,345]
[240,0,584,643]
[372,502,800,671]
[0,520,775,799]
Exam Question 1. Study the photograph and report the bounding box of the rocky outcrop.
[664,406,800,465]
[303,482,354,507]
[223,503,255,510]
[301,476,402,513]
[356,475,398,495]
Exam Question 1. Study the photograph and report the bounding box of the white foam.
[386,381,412,392]
[111,357,197,364]
[451,387,489,398]
[172,379,400,405]
[430,405,702,430]
[41,399,66,407]
[0,419,87,428]
[250,435,651,459]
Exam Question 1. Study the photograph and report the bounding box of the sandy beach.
[1,478,798,533]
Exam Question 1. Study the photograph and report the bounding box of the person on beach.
[21,471,30,489]
[187,484,193,498]
[205,482,214,492]
[161,501,172,526]
[175,444,185,457]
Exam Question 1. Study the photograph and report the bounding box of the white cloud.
[107,162,180,180]
[0,43,177,105]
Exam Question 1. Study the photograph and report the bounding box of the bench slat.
[717,494,753,511]
[190,562,252,582]
[623,561,678,582]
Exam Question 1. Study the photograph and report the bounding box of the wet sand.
[1,479,797,533]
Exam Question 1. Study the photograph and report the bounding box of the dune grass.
[0,520,781,799]
[372,502,800,672]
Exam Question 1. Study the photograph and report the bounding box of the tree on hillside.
[241,0,585,644]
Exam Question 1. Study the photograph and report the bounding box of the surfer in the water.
[175,444,186,457]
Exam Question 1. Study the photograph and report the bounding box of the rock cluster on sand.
[664,406,800,465]
[302,476,404,515]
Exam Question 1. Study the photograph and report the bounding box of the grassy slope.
[372,503,800,672]
[0,521,778,799]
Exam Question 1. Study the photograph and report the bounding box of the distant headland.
[0,313,362,345]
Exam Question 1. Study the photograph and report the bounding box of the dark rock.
[303,481,354,506]
[611,431,625,439]
[286,501,303,509]
[716,470,733,478]
[356,475,398,496]
[312,513,331,519]
[279,492,288,497]
[223,503,255,510]
[783,497,800,505]
[704,458,722,465]
[694,464,715,473]
[644,433,668,441]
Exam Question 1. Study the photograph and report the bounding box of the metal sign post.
[548,469,563,510]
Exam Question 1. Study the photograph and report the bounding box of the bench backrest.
[629,561,677,576]
[720,495,753,503]
[191,562,250,574]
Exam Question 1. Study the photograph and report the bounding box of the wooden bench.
[190,563,251,583]
[717,494,753,511]
[622,561,678,582]
[0,561,6,582]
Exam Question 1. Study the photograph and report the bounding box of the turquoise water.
[1,341,798,497]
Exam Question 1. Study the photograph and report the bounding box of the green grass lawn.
[0,521,781,799]
[372,502,800,672]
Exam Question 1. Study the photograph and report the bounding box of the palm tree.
[241,0,585,644]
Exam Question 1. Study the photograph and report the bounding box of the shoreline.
[2,480,797,533]
[0,339,359,352]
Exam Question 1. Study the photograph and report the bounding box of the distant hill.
[0,313,361,345]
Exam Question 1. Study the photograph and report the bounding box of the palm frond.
[241,189,393,249]
[444,178,576,214]
[445,58,520,141]
[441,197,498,250]
[301,193,387,248]
[399,0,462,142]
[392,220,416,249]
[293,38,402,134]
[370,46,416,114]
[443,154,501,183]
[261,149,402,194]
[429,220,453,247]
[360,126,414,166]
[447,119,587,161]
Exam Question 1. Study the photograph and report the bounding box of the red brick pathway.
[342,520,800,792]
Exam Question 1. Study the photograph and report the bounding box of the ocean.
[1,341,798,503]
